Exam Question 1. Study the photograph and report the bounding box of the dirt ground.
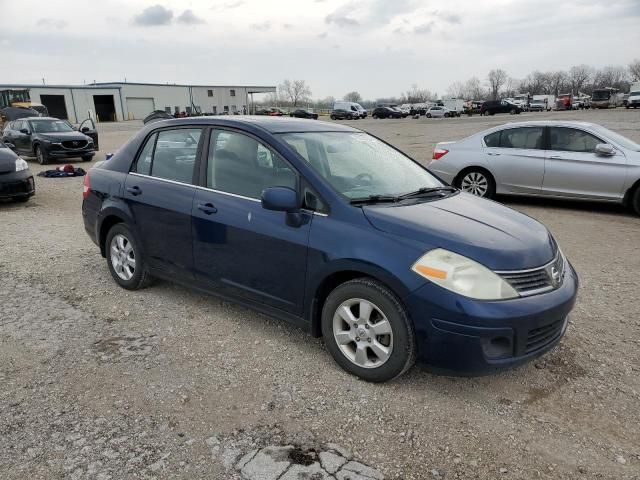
[1,108,639,479]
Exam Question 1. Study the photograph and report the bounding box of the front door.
[543,127,628,200]
[192,128,311,315]
[123,127,203,277]
[483,126,546,194]
[13,121,32,154]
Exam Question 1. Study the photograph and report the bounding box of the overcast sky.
[1,0,638,99]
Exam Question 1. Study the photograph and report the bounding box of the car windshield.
[30,120,74,133]
[279,132,443,199]
[591,125,640,152]
[630,91,640,96]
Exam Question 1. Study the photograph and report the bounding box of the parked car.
[425,106,453,118]
[528,99,547,112]
[428,120,640,214]
[269,108,286,116]
[626,82,640,109]
[0,140,34,202]
[82,117,578,381]
[2,117,96,165]
[480,100,522,116]
[289,109,319,120]
[532,95,555,111]
[334,101,367,119]
[442,98,465,117]
[371,107,402,119]
[330,109,358,120]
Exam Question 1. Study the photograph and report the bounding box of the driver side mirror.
[261,186,299,213]
[594,143,616,156]
[20,128,30,135]
[4,142,16,151]
[81,127,90,133]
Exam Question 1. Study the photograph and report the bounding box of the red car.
[269,108,285,116]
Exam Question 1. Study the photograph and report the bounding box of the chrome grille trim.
[495,252,565,297]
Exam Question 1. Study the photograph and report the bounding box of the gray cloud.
[133,5,173,26]
[325,12,359,27]
[177,9,205,25]
[441,13,461,24]
[251,21,271,31]
[211,1,245,10]
[317,32,328,38]
[36,18,68,30]
[414,22,434,34]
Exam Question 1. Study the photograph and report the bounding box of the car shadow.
[497,194,637,218]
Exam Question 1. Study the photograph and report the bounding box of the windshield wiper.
[349,194,399,205]
[396,186,457,200]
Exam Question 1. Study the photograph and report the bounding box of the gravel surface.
[1,109,639,479]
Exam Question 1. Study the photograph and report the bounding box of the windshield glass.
[279,132,443,199]
[592,91,610,101]
[30,119,74,133]
[591,125,640,152]
[630,91,640,96]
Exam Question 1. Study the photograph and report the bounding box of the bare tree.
[487,69,507,100]
[279,79,312,107]
[520,71,547,95]
[465,77,486,100]
[629,59,640,81]
[546,71,569,95]
[343,91,362,103]
[503,77,520,97]
[595,66,630,91]
[403,84,432,103]
[568,65,592,94]
[446,81,465,99]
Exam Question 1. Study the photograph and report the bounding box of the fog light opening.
[482,336,513,359]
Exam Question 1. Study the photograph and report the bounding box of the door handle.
[126,186,142,196]
[549,155,562,159]
[197,202,217,215]
[487,152,500,156]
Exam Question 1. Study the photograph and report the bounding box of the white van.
[442,98,464,117]
[626,82,640,109]
[333,101,367,118]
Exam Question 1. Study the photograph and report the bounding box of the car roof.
[148,116,359,133]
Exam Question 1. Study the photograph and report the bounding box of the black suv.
[330,109,357,120]
[480,100,522,116]
[372,107,402,119]
[289,109,319,119]
[2,117,97,165]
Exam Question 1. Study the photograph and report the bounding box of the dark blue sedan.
[82,117,578,382]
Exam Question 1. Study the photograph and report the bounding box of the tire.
[35,145,48,165]
[510,108,516,115]
[12,196,30,203]
[105,223,154,290]
[444,113,450,118]
[426,113,432,118]
[456,168,496,199]
[321,278,416,382]
[631,186,640,216]
[81,155,93,162]
[373,115,378,119]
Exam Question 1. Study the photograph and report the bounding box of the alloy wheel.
[110,234,136,281]
[332,298,393,369]
[461,172,489,197]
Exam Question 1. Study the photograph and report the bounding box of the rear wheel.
[330,115,336,120]
[457,169,496,199]
[35,145,48,165]
[321,278,416,382]
[426,113,432,118]
[509,108,516,115]
[631,186,640,216]
[105,224,154,290]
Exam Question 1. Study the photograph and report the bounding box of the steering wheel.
[354,173,373,185]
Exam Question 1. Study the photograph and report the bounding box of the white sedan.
[427,120,640,214]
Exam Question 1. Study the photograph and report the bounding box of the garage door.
[126,97,155,120]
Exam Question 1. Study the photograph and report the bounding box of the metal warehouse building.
[0,82,276,123]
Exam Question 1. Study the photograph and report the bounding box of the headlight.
[15,158,29,172]
[411,248,519,300]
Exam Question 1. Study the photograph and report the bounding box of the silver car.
[428,121,640,214]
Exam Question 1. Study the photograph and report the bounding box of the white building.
[0,82,276,123]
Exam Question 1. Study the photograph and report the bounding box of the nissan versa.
[82,117,578,382]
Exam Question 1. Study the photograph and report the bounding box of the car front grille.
[62,140,88,149]
[497,251,565,296]
[525,318,565,353]
[0,178,33,195]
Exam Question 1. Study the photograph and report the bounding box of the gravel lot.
[1,109,639,479]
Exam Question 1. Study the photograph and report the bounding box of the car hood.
[0,147,18,173]
[37,132,90,142]
[362,193,555,271]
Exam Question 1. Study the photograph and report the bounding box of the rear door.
[192,128,311,315]
[12,121,30,154]
[124,127,203,277]
[542,127,627,200]
[483,126,546,194]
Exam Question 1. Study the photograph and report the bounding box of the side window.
[132,133,157,175]
[150,128,201,183]
[302,181,328,213]
[499,127,544,149]
[549,128,601,153]
[207,130,296,199]
[484,131,501,147]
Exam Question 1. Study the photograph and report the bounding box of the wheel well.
[99,215,124,257]
[453,166,494,188]
[310,271,378,337]
[623,178,640,207]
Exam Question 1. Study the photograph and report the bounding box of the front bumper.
[42,143,95,159]
[406,261,579,375]
[0,170,35,199]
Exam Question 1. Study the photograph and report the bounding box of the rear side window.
[549,127,601,153]
[133,133,156,175]
[499,127,544,149]
[151,129,201,183]
[484,131,501,147]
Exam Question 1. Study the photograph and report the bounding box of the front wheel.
[105,224,154,290]
[444,112,450,118]
[330,115,336,120]
[457,169,496,199]
[510,108,516,115]
[631,186,640,216]
[35,145,48,165]
[321,278,416,382]
[426,113,432,118]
